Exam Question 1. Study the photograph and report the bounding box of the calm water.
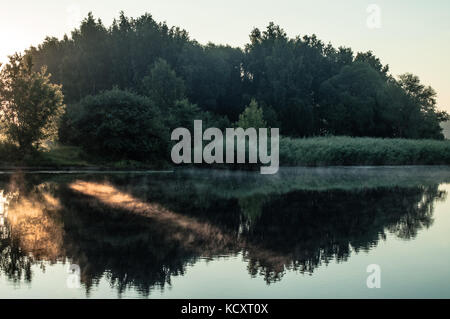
[0,167,449,299]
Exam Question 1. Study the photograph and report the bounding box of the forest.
[0,12,449,166]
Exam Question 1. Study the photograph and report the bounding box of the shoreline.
[0,164,449,173]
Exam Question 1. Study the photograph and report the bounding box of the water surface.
[0,167,449,298]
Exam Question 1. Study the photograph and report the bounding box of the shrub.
[66,88,168,162]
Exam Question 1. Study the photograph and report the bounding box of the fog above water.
[0,167,449,298]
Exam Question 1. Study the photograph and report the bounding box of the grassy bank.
[280,136,450,166]
[1,136,450,169]
[0,144,92,168]
[0,144,164,169]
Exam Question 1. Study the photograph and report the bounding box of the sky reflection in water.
[0,167,449,298]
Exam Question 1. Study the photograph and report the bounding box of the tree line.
[1,11,448,159]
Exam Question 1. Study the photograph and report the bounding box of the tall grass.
[280,136,450,166]
[442,120,450,139]
[0,143,88,167]
[2,137,450,168]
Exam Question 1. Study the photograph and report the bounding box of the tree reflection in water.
[0,170,447,296]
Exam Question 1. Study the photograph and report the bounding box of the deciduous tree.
[0,54,65,154]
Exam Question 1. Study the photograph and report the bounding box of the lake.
[0,167,449,298]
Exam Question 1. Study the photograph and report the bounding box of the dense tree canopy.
[25,11,448,148]
[319,62,386,136]
[141,58,186,110]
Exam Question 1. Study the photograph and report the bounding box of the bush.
[65,88,168,162]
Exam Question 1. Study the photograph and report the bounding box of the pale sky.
[1,0,449,112]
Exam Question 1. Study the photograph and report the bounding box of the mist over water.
[0,167,449,298]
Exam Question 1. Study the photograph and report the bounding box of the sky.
[0,0,449,112]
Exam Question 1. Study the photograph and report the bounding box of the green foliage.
[0,142,88,167]
[279,136,450,166]
[66,88,168,162]
[242,24,447,138]
[178,43,244,119]
[0,54,65,154]
[354,51,389,78]
[234,99,267,129]
[442,121,450,139]
[319,62,385,136]
[38,145,89,167]
[166,98,201,131]
[16,12,449,165]
[141,58,186,109]
[398,73,449,139]
[318,63,448,139]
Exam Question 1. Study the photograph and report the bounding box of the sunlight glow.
[68,180,291,273]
